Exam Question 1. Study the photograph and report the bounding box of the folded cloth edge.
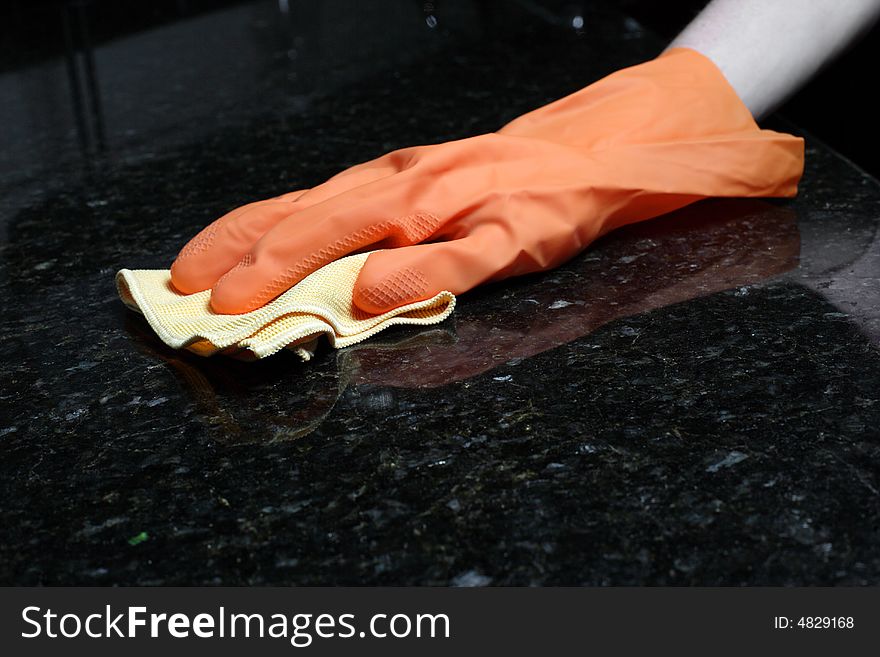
[116,253,456,360]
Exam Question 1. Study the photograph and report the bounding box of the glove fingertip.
[170,254,213,294]
[208,255,272,315]
[353,259,433,315]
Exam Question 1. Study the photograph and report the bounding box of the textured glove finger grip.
[176,201,295,264]
[353,267,431,314]
[176,225,217,260]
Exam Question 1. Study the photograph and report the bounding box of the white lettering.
[315,613,335,638]
[150,613,167,637]
[193,613,214,638]
[337,614,355,638]
[291,614,313,647]
[417,613,450,638]
[86,613,102,638]
[21,606,42,638]
[59,614,81,638]
[268,614,288,638]
[371,614,387,638]
[230,613,264,638]
[390,614,411,638]
[106,605,124,637]
[167,613,190,638]
[128,606,146,637]
[44,609,58,638]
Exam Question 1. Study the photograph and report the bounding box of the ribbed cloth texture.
[116,252,456,360]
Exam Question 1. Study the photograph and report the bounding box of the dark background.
[3,0,879,179]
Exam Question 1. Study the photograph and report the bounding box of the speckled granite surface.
[1,0,878,585]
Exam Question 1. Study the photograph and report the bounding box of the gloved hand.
[170,47,804,315]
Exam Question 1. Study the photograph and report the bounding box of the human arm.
[665,0,880,120]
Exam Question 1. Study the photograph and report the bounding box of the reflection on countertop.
[1,0,879,585]
[130,198,802,441]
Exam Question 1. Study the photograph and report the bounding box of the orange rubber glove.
[171,47,804,315]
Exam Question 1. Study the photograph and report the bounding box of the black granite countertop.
[2,0,879,585]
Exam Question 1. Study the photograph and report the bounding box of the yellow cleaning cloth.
[116,252,456,361]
